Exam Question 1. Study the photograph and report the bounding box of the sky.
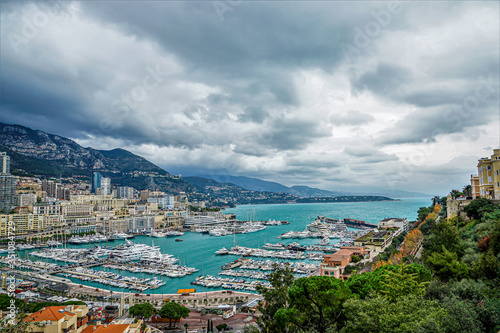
[1,1,499,195]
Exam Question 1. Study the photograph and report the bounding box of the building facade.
[474,149,500,199]
[0,152,15,213]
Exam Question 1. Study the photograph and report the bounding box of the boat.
[108,232,135,240]
[165,230,184,237]
[286,242,307,251]
[263,243,285,250]
[215,247,229,255]
[46,240,62,247]
[175,238,183,242]
[320,237,330,246]
[149,231,166,238]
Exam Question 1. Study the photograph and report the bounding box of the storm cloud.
[0,0,498,194]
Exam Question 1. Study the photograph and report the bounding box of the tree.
[128,303,156,320]
[422,220,465,259]
[184,323,189,332]
[346,263,431,300]
[426,246,469,281]
[471,251,500,281]
[216,323,228,332]
[342,295,447,333]
[255,264,296,333]
[159,302,189,328]
[379,263,430,301]
[464,198,496,220]
[275,276,351,333]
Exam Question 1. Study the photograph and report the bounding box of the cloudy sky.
[1,1,499,195]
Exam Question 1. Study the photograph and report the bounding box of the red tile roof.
[25,306,76,322]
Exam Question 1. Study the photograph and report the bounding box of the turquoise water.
[18,198,430,294]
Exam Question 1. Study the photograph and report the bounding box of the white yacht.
[215,247,229,255]
[150,231,166,238]
[165,230,184,237]
[320,237,330,246]
[263,243,285,250]
[111,240,161,262]
[109,232,134,240]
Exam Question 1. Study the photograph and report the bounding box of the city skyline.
[1,1,499,194]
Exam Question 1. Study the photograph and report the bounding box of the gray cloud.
[0,0,498,194]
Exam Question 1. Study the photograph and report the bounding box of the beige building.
[473,149,500,199]
[0,213,48,236]
[353,230,395,254]
[70,195,134,211]
[24,305,89,333]
[61,204,93,217]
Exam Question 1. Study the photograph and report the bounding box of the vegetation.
[128,303,156,319]
[255,196,500,333]
[159,301,190,328]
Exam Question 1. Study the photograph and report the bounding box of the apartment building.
[472,148,500,199]
[0,213,47,236]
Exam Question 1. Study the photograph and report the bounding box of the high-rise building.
[0,152,15,213]
[101,177,111,195]
[115,186,134,199]
[0,152,10,174]
[91,172,102,194]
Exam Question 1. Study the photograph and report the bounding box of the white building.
[378,218,409,233]
[17,193,37,207]
[147,195,174,209]
[100,177,111,195]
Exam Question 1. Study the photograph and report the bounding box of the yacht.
[108,232,134,240]
[320,237,330,246]
[215,247,229,255]
[263,243,285,250]
[165,230,184,237]
[111,240,161,262]
[47,240,62,247]
[150,231,166,238]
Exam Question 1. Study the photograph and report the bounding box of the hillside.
[0,122,193,193]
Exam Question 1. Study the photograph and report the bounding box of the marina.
[0,199,428,294]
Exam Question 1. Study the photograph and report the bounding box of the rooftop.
[25,306,76,322]
[81,324,130,333]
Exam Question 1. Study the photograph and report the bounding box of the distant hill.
[200,174,429,199]
[290,185,347,197]
[0,122,194,193]
[200,174,295,194]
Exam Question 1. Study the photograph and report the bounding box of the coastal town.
[1,149,499,332]
[1,1,499,331]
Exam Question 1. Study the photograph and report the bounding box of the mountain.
[200,174,349,197]
[0,122,193,193]
[200,174,430,199]
[183,176,297,205]
[200,174,297,194]
[290,185,347,197]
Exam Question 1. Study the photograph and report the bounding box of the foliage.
[216,323,228,332]
[426,246,469,281]
[425,279,500,333]
[128,303,156,319]
[471,251,500,281]
[422,219,465,259]
[346,263,431,300]
[464,198,497,220]
[379,262,430,301]
[275,276,351,333]
[350,255,361,263]
[159,302,189,328]
[255,264,296,333]
[341,295,447,333]
[0,295,26,312]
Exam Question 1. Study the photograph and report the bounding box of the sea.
[12,198,430,295]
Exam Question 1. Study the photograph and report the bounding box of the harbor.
[0,199,428,294]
